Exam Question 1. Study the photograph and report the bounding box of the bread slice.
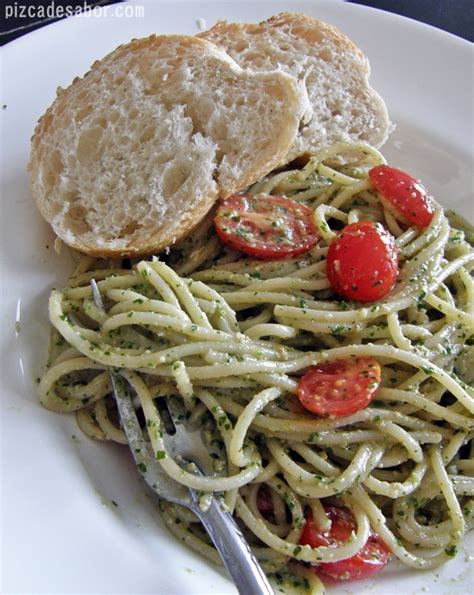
[200,12,391,161]
[29,35,307,257]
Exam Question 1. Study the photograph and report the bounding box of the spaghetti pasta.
[39,142,473,592]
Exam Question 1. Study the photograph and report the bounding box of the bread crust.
[29,34,305,257]
[203,12,365,63]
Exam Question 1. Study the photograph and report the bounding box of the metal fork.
[90,280,273,595]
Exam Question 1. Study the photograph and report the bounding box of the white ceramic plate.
[1,1,473,593]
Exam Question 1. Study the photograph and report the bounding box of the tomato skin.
[297,357,381,418]
[299,508,391,582]
[369,165,435,228]
[299,507,354,548]
[326,221,398,302]
[318,534,390,581]
[214,193,319,260]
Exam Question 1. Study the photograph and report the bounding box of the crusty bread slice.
[200,12,391,161]
[29,35,307,257]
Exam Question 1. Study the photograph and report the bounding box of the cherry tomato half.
[297,357,381,418]
[326,221,398,302]
[369,165,435,228]
[299,507,390,582]
[214,194,319,259]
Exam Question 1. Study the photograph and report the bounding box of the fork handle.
[194,496,274,595]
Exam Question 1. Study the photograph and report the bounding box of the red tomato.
[214,194,319,259]
[369,165,435,228]
[256,487,274,520]
[326,221,398,302]
[297,357,381,418]
[299,508,390,582]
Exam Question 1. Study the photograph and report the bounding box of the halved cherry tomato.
[297,357,381,418]
[326,221,398,302]
[214,194,319,259]
[299,507,390,581]
[369,165,435,228]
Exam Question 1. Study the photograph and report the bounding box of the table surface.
[1,0,473,45]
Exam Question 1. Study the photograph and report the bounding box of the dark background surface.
[1,0,473,45]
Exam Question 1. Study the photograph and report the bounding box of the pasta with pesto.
[39,142,474,593]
